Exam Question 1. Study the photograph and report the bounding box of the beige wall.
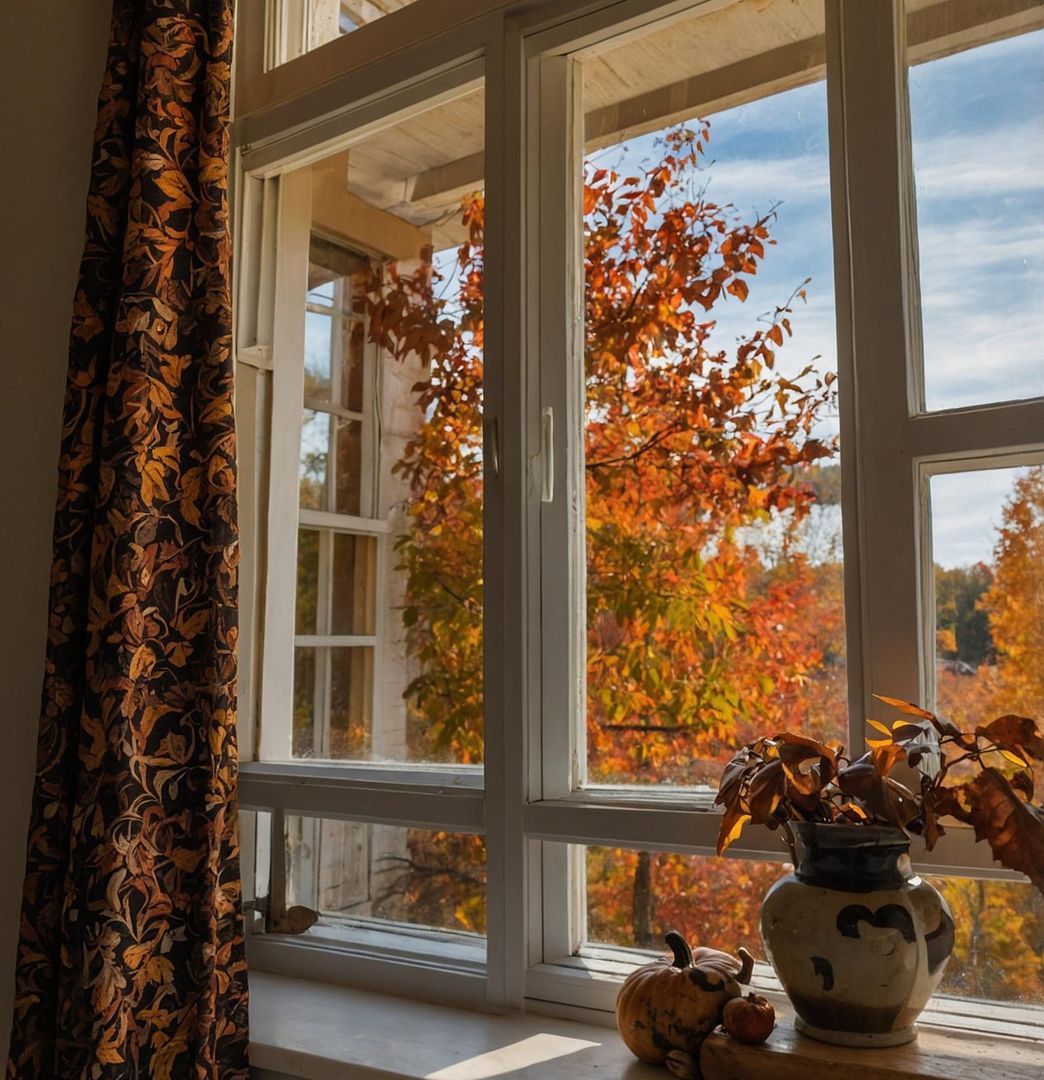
[0,4,111,1060]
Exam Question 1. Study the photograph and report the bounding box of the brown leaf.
[976,715,1044,764]
[272,906,320,935]
[837,750,919,827]
[959,768,1044,892]
[748,760,785,822]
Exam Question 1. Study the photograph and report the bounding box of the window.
[264,0,424,66]
[234,0,1044,1026]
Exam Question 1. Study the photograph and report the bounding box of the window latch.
[484,416,500,481]
[541,406,554,503]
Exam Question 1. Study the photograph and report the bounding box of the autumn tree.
[980,466,1044,722]
[353,128,1044,1004]
[935,563,994,666]
[362,125,844,952]
[368,128,839,776]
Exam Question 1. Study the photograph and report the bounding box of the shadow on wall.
[0,5,112,1064]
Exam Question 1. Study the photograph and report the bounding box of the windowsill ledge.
[248,972,661,1079]
[249,972,1044,1080]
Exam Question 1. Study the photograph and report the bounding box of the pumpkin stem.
[736,947,755,985]
[665,930,693,969]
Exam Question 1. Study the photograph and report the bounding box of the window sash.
[234,0,1044,1018]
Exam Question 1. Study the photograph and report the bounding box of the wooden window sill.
[249,971,1044,1080]
[701,1014,1044,1080]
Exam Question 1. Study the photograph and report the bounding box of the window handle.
[484,416,500,481]
[541,405,554,503]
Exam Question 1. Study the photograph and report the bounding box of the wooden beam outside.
[311,151,432,261]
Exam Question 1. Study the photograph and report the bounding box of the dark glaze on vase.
[760,822,955,1048]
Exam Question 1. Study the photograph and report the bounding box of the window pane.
[284,816,486,935]
[299,408,363,515]
[331,531,377,636]
[908,16,1044,411]
[928,876,1044,1007]
[303,309,334,401]
[279,84,486,765]
[271,1,424,65]
[295,528,320,635]
[583,846,1044,1009]
[581,0,846,787]
[344,317,366,414]
[931,465,1044,729]
[586,846,785,959]
[302,313,364,414]
[292,645,374,758]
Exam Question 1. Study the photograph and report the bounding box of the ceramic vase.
[760,822,955,1047]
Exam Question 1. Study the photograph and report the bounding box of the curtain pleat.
[6,2,249,1076]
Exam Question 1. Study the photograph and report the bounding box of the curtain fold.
[6,1,249,1076]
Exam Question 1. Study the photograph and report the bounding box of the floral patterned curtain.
[6,1,249,1076]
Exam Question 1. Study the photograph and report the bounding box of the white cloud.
[913,122,1044,202]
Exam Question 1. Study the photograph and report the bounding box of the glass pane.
[292,645,375,758]
[331,531,377,636]
[274,87,487,765]
[304,309,334,400]
[344,317,366,413]
[928,876,1044,1007]
[908,15,1044,410]
[306,275,335,308]
[299,408,363,515]
[285,816,486,935]
[931,465,1044,730]
[584,846,1044,1010]
[296,528,319,635]
[273,1,424,65]
[292,646,318,757]
[586,846,786,958]
[303,296,366,412]
[581,0,845,786]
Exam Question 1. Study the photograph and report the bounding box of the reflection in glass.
[296,528,319,635]
[292,645,374,759]
[331,532,377,636]
[304,309,334,400]
[303,310,366,412]
[283,86,486,766]
[299,409,363,515]
[285,816,486,935]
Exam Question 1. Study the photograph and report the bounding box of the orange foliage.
[362,131,1042,1006]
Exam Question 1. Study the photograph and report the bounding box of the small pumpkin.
[615,930,755,1064]
[722,992,776,1045]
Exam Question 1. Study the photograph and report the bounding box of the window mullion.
[481,16,532,1013]
[827,0,925,741]
[533,49,587,966]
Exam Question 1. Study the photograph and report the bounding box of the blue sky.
[588,30,1042,569]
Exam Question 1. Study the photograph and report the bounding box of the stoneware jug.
[760,821,955,1047]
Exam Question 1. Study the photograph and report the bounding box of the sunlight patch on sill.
[424,1034,603,1079]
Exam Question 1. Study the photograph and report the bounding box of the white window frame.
[232,0,1044,1029]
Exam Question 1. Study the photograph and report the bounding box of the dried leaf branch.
[714,696,1044,893]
